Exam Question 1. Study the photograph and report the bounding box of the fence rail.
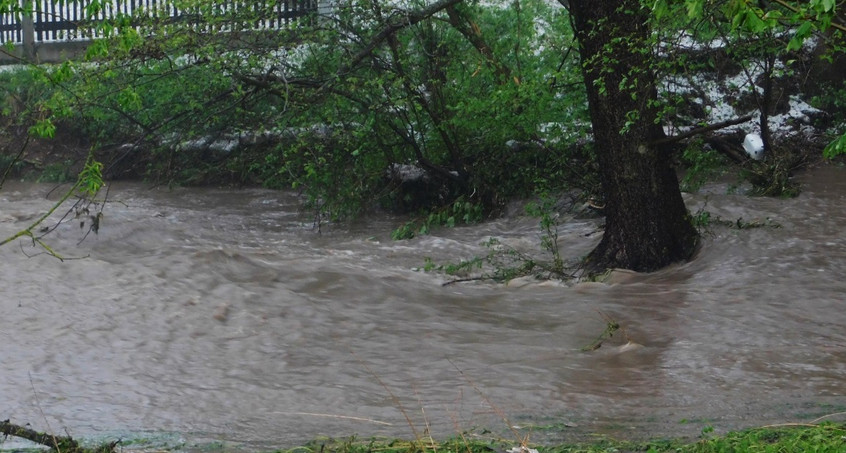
[0,0,318,63]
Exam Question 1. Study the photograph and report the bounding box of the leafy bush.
[45,0,593,224]
[680,143,728,192]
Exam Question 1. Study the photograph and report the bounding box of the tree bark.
[569,0,698,273]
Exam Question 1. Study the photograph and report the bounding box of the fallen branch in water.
[442,276,490,286]
[0,419,117,453]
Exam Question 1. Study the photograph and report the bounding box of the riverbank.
[295,422,846,453]
[9,421,843,452]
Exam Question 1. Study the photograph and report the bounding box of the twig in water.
[271,412,393,426]
[442,277,489,286]
[809,411,846,424]
[412,385,437,450]
[447,359,530,448]
[345,346,423,442]
[14,373,118,452]
[28,372,60,450]
[580,311,625,352]
[762,411,846,429]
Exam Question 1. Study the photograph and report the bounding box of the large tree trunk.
[569,0,698,273]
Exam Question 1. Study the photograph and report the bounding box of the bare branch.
[651,115,753,147]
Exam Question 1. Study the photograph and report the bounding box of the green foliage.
[305,0,585,218]
[420,255,484,276]
[29,118,56,138]
[10,0,841,243]
[0,66,67,150]
[421,236,542,283]
[525,197,564,273]
[391,197,484,240]
[671,0,839,34]
[744,163,801,197]
[808,82,846,159]
[580,312,622,351]
[77,155,105,197]
[37,160,74,183]
[690,208,712,232]
[61,58,241,143]
[824,133,846,159]
[0,153,25,176]
[688,423,846,453]
[680,144,728,193]
[690,202,781,235]
[649,0,846,195]
[48,0,592,222]
[281,423,846,453]
[419,196,579,283]
[811,81,846,125]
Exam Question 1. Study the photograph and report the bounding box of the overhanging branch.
[651,115,753,147]
[236,0,466,94]
[337,0,466,76]
[768,0,846,33]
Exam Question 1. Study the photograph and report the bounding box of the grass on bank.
[274,422,846,453]
[3,421,845,453]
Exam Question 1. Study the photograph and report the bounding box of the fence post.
[21,11,35,61]
[317,0,333,20]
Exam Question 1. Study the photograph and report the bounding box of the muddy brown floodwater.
[1,165,845,451]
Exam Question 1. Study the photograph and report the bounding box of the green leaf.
[744,10,767,33]
[29,118,55,139]
[821,0,836,12]
[53,61,74,83]
[651,0,669,19]
[77,157,104,197]
[823,133,846,159]
[685,0,704,18]
[117,87,142,111]
[787,22,814,51]
[84,39,109,60]
[84,0,102,18]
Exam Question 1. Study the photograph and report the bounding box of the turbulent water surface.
[1,165,845,450]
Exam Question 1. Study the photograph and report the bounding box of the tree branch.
[0,419,74,450]
[337,0,466,76]
[768,0,846,33]
[0,419,117,453]
[650,115,753,147]
[444,5,512,84]
[237,0,467,96]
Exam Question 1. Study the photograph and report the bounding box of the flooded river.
[1,165,845,450]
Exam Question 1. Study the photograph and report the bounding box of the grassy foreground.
[273,423,846,453]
